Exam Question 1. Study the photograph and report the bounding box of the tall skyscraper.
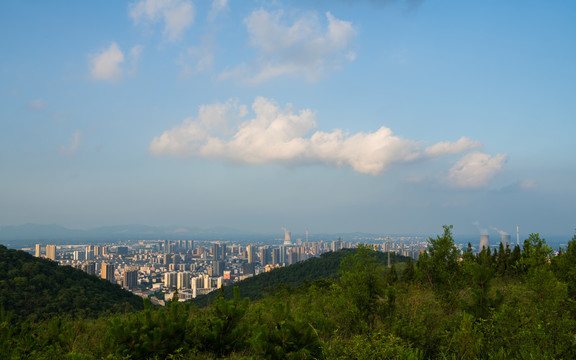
[177,272,191,290]
[83,262,96,275]
[260,247,270,266]
[164,272,177,288]
[101,262,115,283]
[247,245,256,264]
[272,248,281,266]
[279,245,286,265]
[94,245,102,258]
[212,243,226,261]
[212,261,225,277]
[123,270,138,289]
[35,244,41,257]
[46,245,56,260]
[73,250,85,261]
[86,245,95,260]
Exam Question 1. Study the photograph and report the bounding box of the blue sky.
[1,0,575,237]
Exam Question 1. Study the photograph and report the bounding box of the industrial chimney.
[479,235,490,252]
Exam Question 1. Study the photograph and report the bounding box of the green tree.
[339,245,386,330]
[517,233,553,273]
[552,234,576,298]
[463,263,503,319]
[417,225,461,302]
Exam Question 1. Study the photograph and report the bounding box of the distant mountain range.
[0,223,426,246]
[0,223,265,246]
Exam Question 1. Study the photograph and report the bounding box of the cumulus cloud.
[130,0,195,41]
[90,42,125,82]
[446,152,507,188]
[220,10,356,83]
[150,97,488,176]
[424,136,482,157]
[59,130,82,156]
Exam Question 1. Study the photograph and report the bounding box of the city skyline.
[1,1,575,236]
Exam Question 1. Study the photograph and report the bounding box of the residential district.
[27,230,428,306]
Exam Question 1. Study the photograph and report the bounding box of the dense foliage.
[0,245,143,322]
[192,248,407,307]
[1,228,576,359]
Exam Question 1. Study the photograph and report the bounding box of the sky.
[1,0,575,237]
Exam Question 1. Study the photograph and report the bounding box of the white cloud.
[150,97,486,176]
[27,99,46,110]
[59,130,82,156]
[424,136,482,157]
[179,36,215,76]
[130,0,195,42]
[90,42,125,82]
[220,10,356,83]
[209,0,229,21]
[446,152,507,188]
[128,45,144,74]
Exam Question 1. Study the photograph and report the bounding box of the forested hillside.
[0,245,143,321]
[192,248,409,306]
[2,227,576,359]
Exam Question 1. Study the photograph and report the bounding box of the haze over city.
[1,0,575,237]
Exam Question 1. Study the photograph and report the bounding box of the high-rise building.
[123,270,138,290]
[242,262,255,275]
[260,247,270,266]
[73,250,85,261]
[86,245,95,260]
[94,246,102,258]
[35,244,41,257]
[212,243,226,261]
[101,262,115,283]
[117,246,128,256]
[164,240,169,253]
[46,245,56,260]
[279,245,286,265]
[287,248,299,265]
[164,272,177,288]
[212,261,225,277]
[247,245,256,264]
[177,272,191,289]
[203,274,211,289]
[272,248,281,266]
[83,262,96,275]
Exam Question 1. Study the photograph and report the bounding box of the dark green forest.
[192,248,408,307]
[2,226,576,359]
[0,245,143,322]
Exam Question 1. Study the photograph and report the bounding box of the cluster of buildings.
[31,233,427,304]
